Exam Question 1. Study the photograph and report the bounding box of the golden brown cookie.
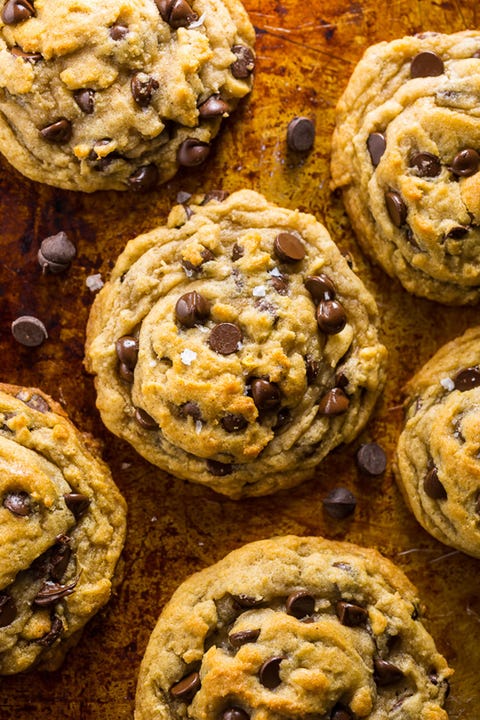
[331,31,480,305]
[135,535,452,720]
[0,0,254,191]
[0,383,126,673]
[85,189,387,498]
[396,326,480,558]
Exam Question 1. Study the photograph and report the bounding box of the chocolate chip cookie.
[331,30,480,305]
[85,189,387,498]
[0,0,254,191]
[135,535,452,720]
[396,326,480,558]
[0,383,127,673]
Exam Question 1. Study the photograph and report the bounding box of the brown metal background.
[1,1,480,717]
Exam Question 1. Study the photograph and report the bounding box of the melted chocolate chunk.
[231,243,244,261]
[221,414,248,432]
[450,148,480,177]
[115,335,139,369]
[410,51,444,78]
[356,443,387,476]
[179,401,202,421]
[229,629,260,647]
[10,45,42,62]
[259,656,284,689]
[0,593,17,627]
[385,191,407,227]
[206,459,233,476]
[175,291,210,328]
[409,151,441,177]
[134,407,159,430]
[305,357,320,384]
[48,537,71,582]
[131,72,159,107]
[34,578,78,606]
[177,138,210,167]
[367,132,386,167]
[110,22,129,40]
[73,89,95,114]
[156,0,198,29]
[305,274,336,301]
[3,490,31,516]
[373,658,404,686]
[64,493,90,519]
[446,226,469,239]
[317,387,349,415]
[2,0,35,25]
[336,600,368,626]
[316,299,347,335]
[250,378,281,412]
[232,594,263,608]
[35,614,63,647]
[40,119,72,144]
[453,366,480,391]
[286,116,315,152]
[423,466,447,500]
[128,164,159,192]
[273,232,305,263]
[119,362,134,383]
[208,323,243,355]
[231,45,255,78]
[286,590,315,619]
[273,407,291,431]
[270,272,289,295]
[323,487,356,519]
[198,94,229,117]
[170,671,201,700]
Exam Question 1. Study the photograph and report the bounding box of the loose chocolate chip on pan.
[367,132,386,167]
[131,72,159,107]
[331,703,355,720]
[11,315,48,347]
[198,95,229,117]
[356,442,387,476]
[323,487,356,519]
[450,148,480,177]
[409,151,441,177]
[286,590,315,619]
[3,490,31,516]
[259,656,284,689]
[316,299,347,335]
[0,593,17,627]
[64,492,90,519]
[73,89,95,114]
[170,671,201,701]
[35,615,63,647]
[115,336,139,370]
[410,51,444,78]
[221,709,250,720]
[134,407,159,430]
[317,387,349,415]
[156,0,198,28]
[206,459,233,476]
[305,274,336,301]
[175,291,210,328]
[221,413,248,432]
[453,366,480,391]
[385,191,407,227]
[229,628,260,647]
[373,658,404,686]
[10,45,42,62]
[38,231,76,273]
[251,378,281,411]
[1,0,35,24]
[110,22,129,40]
[128,164,159,191]
[231,45,255,78]
[274,232,305,262]
[424,466,447,500]
[40,118,72,144]
[178,138,210,167]
[286,116,315,152]
[208,323,243,355]
[336,600,368,626]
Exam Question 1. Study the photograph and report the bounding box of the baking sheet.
[1,0,480,717]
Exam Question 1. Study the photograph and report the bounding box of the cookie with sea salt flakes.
[0,383,126,674]
[134,535,452,720]
[85,189,387,498]
[331,30,480,305]
[396,326,480,558]
[0,0,254,192]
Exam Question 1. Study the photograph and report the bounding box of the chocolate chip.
[424,466,447,500]
[134,407,159,430]
[10,45,42,62]
[336,600,368,626]
[270,272,289,295]
[259,656,284,689]
[110,22,129,40]
[73,89,95,114]
[274,232,305,263]
[409,151,441,177]
[286,590,315,619]
[49,537,71,582]
[221,414,248,432]
[208,323,242,355]
[16,390,50,412]
[170,671,201,701]
[273,407,291,431]
[34,578,78,606]
[232,594,263,608]
[3,490,31,516]
[206,459,233,476]
[38,231,76,274]
[251,378,281,412]
[131,72,159,107]
[305,357,320,384]
[179,401,202,421]
[115,335,139,370]
[367,132,386,167]
[11,315,48,347]
[64,493,90,519]
[450,148,480,177]
[385,191,407,227]
[40,118,72,144]
[156,0,198,28]
[331,704,355,720]
[317,387,349,415]
[35,615,63,647]
[323,487,356,519]
[410,51,444,78]
[0,593,17,627]
[228,629,260,647]
[453,367,480,391]
[232,243,244,261]
[286,116,315,152]
[356,443,387,476]
[177,138,210,167]
[221,708,250,720]
[198,94,229,117]
[316,299,347,335]
[119,363,134,383]
[1,0,35,25]
[231,45,255,78]
[373,658,404,686]
[305,274,336,301]
[175,291,210,328]
[128,164,159,192]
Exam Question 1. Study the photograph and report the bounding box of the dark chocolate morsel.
[450,148,480,177]
[178,138,210,167]
[179,401,202,421]
[119,363,134,383]
[270,272,289,295]
[446,226,469,239]
[115,336,139,370]
[175,291,210,328]
[0,593,17,627]
[305,357,320,384]
[128,164,159,191]
[367,132,386,167]
[198,94,229,117]
[305,274,336,301]
[232,243,244,261]
[453,366,480,391]
[170,671,201,701]
[228,628,260,647]
[64,493,90,519]
[409,151,441,177]
[206,459,233,476]
[110,22,129,40]
[131,72,159,107]
[336,600,368,626]
[38,231,76,273]
[1,0,35,25]
[161,0,198,29]
[40,118,72,144]
[274,232,306,262]
[385,191,407,227]
[323,487,356,519]
[34,578,78,606]
[316,299,347,335]
[221,414,248,432]
[356,443,387,475]
[208,323,243,355]
[273,407,291,431]
[317,387,350,415]
[423,466,447,500]
[73,89,95,114]
[11,315,48,347]
[286,116,315,152]
[410,51,444,78]
[251,378,281,411]
[373,658,404,686]
[221,708,250,720]
[49,537,72,582]
[3,490,31,516]
[231,45,255,78]
[10,45,42,62]
[232,594,263,608]
[35,615,64,647]
[286,590,315,619]
[259,656,284,689]
[134,407,159,430]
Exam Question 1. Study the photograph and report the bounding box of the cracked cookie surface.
[134,535,452,720]
[85,189,387,498]
[331,30,480,305]
[396,326,480,558]
[0,0,254,191]
[0,383,126,673]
